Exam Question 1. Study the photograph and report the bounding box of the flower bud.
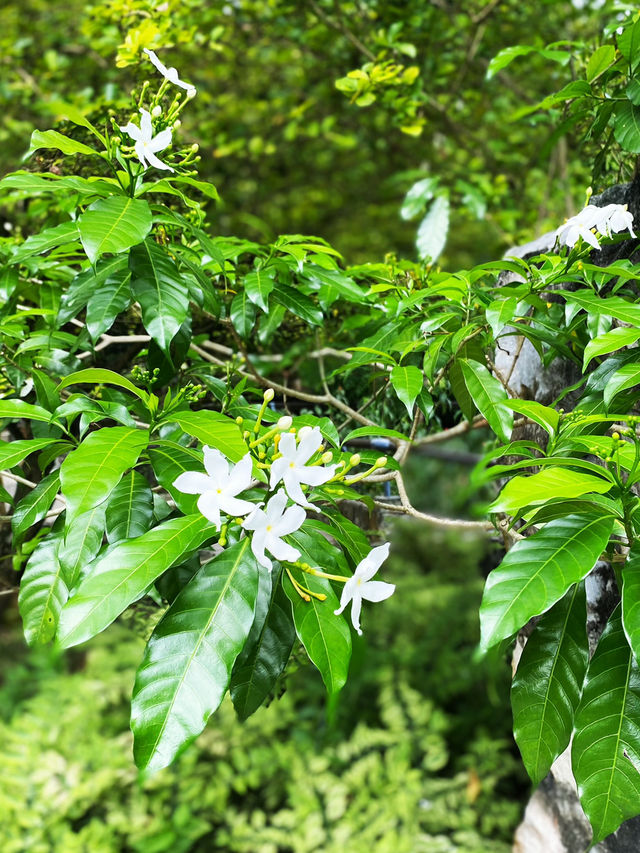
[151,105,162,118]
[350,453,361,466]
[612,432,620,441]
[298,426,313,440]
[191,143,199,153]
[277,415,293,430]
[263,388,275,403]
[173,119,181,129]
[375,456,388,468]
[321,451,333,464]
[236,416,243,426]
[112,136,121,146]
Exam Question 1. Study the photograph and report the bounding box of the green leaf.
[148,442,202,515]
[459,358,513,442]
[230,564,296,720]
[59,427,148,521]
[85,270,132,341]
[0,399,55,423]
[129,239,190,352]
[486,44,571,80]
[57,368,149,403]
[586,45,617,82]
[511,583,588,785]
[416,194,449,263]
[614,100,640,154]
[302,265,363,303]
[584,327,640,370]
[604,363,640,408]
[105,470,154,544]
[618,18,640,71]
[479,514,613,651]
[10,221,79,264]
[58,504,107,589]
[622,545,640,661]
[564,291,640,327]
[78,196,152,264]
[489,468,613,515]
[390,364,423,417]
[57,256,128,324]
[572,607,640,843]
[272,283,323,326]
[57,514,213,649]
[18,530,67,645]
[486,297,517,337]
[131,539,259,771]
[230,289,256,338]
[11,470,61,539]
[166,410,248,463]
[502,400,559,436]
[28,129,100,159]
[343,426,409,443]
[283,565,351,695]
[0,171,113,198]
[244,268,276,312]
[0,438,60,470]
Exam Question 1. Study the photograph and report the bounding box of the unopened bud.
[298,426,313,440]
[263,388,274,403]
[350,453,361,466]
[151,105,162,118]
[236,416,243,425]
[321,451,333,464]
[277,416,292,430]
[173,119,181,129]
[191,143,199,153]
[374,456,388,468]
[112,136,121,146]
[612,432,620,441]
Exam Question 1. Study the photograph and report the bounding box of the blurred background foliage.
[0,0,612,265]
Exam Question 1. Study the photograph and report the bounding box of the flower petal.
[243,506,266,532]
[356,542,390,581]
[296,427,323,465]
[219,495,256,518]
[278,432,297,460]
[349,595,363,635]
[203,446,229,481]
[173,471,211,495]
[226,453,253,495]
[143,48,168,77]
[119,121,142,142]
[265,490,288,523]
[134,140,148,170]
[265,535,300,563]
[196,491,221,528]
[273,503,306,537]
[360,580,395,603]
[269,456,288,489]
[144,149,174,172]
[334,576,358,615]
[297,465,336,487]
[139,109,153,142]
[249,528,271,570]
[148,128,172,154]
[282,471,311,508]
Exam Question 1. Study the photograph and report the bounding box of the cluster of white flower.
[556,202,636,250]
[174,423,394,633]
[119,49,196,172]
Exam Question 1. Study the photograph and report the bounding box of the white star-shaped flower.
[173,448,255,529]
[119,108,174,172]
[242,489,305,571]
[270,426,336,507]
[556,205,602,250]
[144,48,196,98]
[597,203,636,238]
[334,543,395,635]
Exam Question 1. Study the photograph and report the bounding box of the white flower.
[144,48,196,98]
[242,489,305,570]
[173,448,255,529]
[334,543,395,635]
[119,109,174,172]
[270,426,336,507]
[556,202,636,250]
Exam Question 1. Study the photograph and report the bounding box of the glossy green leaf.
[11,470,61,539]
[342,426,409,443]
[28,129,100,158]
[480,515,613,651]
[273,282,323,326]
[78,196,152,264]
[59,426,148,521]
[622,545,640,662]
[618,18,640,70]
[390,364,423,417]
[85,270,132,340]
[230,564,296,720]
[57,368,149,403]
[283,565,351,695]
[604,363,640,408]
[416,194,449,262]
[244,268,276,312]
[0,438,60,470]
[573,607,640,843]
[57,513,213,649]
[105,470,154,544]
[131,538,259,771]
[511,583,588,785]
[57,256,128,324]
[459,358,513,442]
[563,291,640,327]
[502,399,559,436]
[486,44,571,80]
[584,327,640,370]
[166,410,248,463]
[148,442,202,515]
[489,468,614,515]
[129,239,189,352]
[18,530,67,645]
[58,504,107,589]
[486,297,517,337]
[302,265,363,303]
[586,45,616,82]
[10,221,79,264]
[0,399,55,423]
[230,289,256,338]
